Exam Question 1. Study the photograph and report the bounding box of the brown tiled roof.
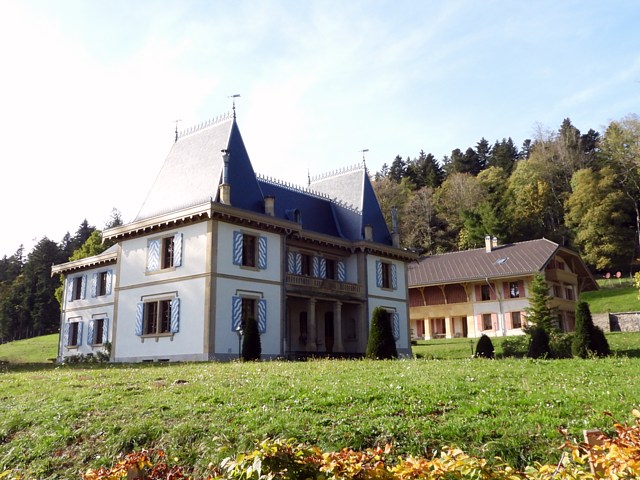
[408,238,561,286]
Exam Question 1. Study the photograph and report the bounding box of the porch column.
[334,301,343,352]
[308,298,317,351]
[445,316,454,339]
[424,318,433,339]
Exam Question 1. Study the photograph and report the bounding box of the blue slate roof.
[135,114,393,246]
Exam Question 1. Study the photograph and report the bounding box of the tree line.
[0,211,121,343]
[372,114,640,274]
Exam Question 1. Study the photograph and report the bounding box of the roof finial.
[359,149,369,168]
[307,169,311,187]
[174,119,182,143]
[228,94,241,118]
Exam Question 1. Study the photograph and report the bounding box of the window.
[301,254,312,276]
[233,231,267,269]
[509,282,520,298]
[242,234,256,267]
[72,277,83,300]
[65,321,82,347]
[232,295,267,333]
[511,311,522,329]
[97,272,108,296]
[89,318,107,345]
[481,285,491,301]
[565,287,574,300]
[325,259,336,280]
[136,298,180,336]
[147,233,182,272]
[376,261,396,289]
[553,285,562,298]
[482,314,492,330]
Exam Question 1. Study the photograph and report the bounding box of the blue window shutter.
[103,318,110,343]
[147,239,161,271]
[232,231,243,265]
[319,258,326,279]
[80,275,87,299]
[87,320,95,345]
[391,264,398,289]
[135,303,144,336]
[170,298,180,333]
[392,313,400,340]
[258,236,267,269]
[91,273,98,298]
[375,261,383,288]
[63,323,70,346]
[313,256,320,277]
[105,270,113,295]
[287,251,295,273]
[66,278,74,302]
[232,296,242,331]
[258,299,267,333]
[173,233,183,267]
[295,252,302,274]
[337,260,346,282]
[77,322,83,346]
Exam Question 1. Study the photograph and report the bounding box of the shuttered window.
[233,231,267,269]
[88,318,109,345]
[231,295,267,333]
[135,298,180,336]
[64,321,82,347]
[147,233,182,272]
[376,261,397,289]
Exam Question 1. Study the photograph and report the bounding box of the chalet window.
[481,285,491,301]
[65,321,82,347]
[565,287,574,300]
[88,318,109,345]
[509,282,520,298]
[511,311,522,329]
[147,233,182,272]
[233,231,267,269]
[482,313,492,330]
[135,297,180,336]
[553,285,562,298]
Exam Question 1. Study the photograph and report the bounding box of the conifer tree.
[572,301,592,358]
[524,273,555,332]
[527,326,551,359]
[366,307,397,359]
[474,334,494,358]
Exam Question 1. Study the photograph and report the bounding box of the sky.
[1,0,639,258]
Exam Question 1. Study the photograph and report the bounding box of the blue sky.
[1,0,639,257]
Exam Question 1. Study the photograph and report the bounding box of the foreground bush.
[74,410,640,479]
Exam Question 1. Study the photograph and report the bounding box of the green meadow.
[2,333,640,478]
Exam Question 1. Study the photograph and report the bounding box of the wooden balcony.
[286,273,363,296]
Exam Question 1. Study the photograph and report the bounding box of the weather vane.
[359,149,369,166]
[228,94,241,118]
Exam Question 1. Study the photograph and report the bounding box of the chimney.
[485,235,492,253]
[364,224,373,241]
[391,206,400,247]
[264,195,275,216]
[492,236,498,249]
[219,150,231,205]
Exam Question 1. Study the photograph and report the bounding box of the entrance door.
[324,311,334,353]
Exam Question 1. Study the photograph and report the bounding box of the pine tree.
[524,273,555,332]
[474,334,494,358]
[366,307,397,359]
[572,301,592,358]
[590,326,610,357]
[241,316,261,361]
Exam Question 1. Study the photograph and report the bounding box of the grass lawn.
[0,333,58,364]
[580,285,639,313]
[2,346,640,478]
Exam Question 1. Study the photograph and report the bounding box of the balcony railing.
[286,274,363,295]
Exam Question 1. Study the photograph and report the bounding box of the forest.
[0,114,638,343]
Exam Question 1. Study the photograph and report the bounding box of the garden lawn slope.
[2,357,640,478]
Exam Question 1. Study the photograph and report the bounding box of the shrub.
[590,325,611,357]
[366,307,397,359]
[572,301,593,358]
[241,316,261,361]
[501,335,528,357]
[549,332,573,359]
[474,334,494,358]
[527,326,550,359]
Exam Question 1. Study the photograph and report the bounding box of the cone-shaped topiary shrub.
[590,325,610,357]
[527,326,550,359]
[366,307,398,359]
[572,301,592,358]
[474,334,494,358]
[242,316,261,361]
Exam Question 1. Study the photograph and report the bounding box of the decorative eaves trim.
[51,250,118,276]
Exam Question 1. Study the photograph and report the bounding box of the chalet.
[52,111,415,362]
[407,236,598,340]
